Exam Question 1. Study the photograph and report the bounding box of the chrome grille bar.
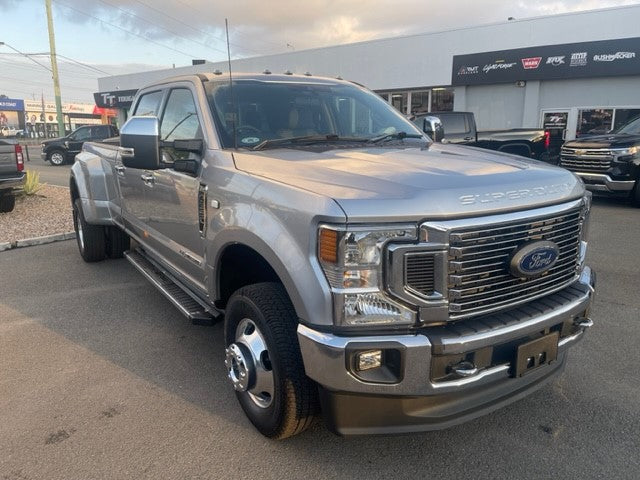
[446,205,583,319]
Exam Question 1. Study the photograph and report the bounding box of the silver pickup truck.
[0,139,25,212]
[71,73,596,438]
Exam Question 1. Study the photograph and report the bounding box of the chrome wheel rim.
[50,152,64,165]
[225,318,274,408]
[74,209,84,251]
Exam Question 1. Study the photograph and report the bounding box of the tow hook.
[573,317,594,329]
[451,361,479,377]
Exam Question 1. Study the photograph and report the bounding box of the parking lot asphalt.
[23,146,70,187]
[1,197,639,480]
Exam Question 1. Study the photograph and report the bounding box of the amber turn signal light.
[319,228,338,263]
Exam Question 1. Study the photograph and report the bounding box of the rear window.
[438,114,470,135]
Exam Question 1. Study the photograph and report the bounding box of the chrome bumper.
[574,172,635,192]
[298,267,595,434]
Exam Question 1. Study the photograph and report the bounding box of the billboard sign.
[452,37,640,86]
[0,98,24,111]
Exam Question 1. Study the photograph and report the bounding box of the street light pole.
[44,0,65,137]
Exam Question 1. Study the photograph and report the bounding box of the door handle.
[141,173,155,185]
[115,164,125,175]
[463,136,473,141]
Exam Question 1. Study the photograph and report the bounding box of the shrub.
[21,170,44,196]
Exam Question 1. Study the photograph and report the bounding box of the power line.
[50,54,112,76]
[0,42,52,72]
[53,0,200,60]
[96,0,226,57]
[132,0,268,55]
[0,58,104,79]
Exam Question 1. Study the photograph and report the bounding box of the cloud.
[33,0,639,58]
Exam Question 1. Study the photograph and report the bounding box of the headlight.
[318,224,417,328]
[617,146,638,156]
[578,192,592,268]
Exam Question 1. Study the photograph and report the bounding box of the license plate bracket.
[514,331,559,377]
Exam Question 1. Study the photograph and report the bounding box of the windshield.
[614,115,640,135]
[205,79,424,149]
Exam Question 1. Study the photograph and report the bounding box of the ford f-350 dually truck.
[70,73,595,438]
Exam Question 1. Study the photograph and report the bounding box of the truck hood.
[564,133,640,149]
[233,144,584,222]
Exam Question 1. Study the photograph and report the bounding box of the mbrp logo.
[570,52,588,67]
[521,57,542,69]
[593,51,636,62]
[546,55,565,66]
[458,66,479,75]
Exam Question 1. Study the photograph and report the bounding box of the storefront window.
[391,93,407,114]
[410,91,430,115]
[577,108,613,137]
[431,88,454,112]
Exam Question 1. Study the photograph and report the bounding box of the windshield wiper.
[252,134,369,151]
[368,131,424,143]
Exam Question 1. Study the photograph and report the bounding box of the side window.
[133,90,163,117]
[160,88,202,141]
[72,127,91,141]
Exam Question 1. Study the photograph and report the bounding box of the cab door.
[142,87,206,290]
[67,126,91,156]
[115,89,165,239]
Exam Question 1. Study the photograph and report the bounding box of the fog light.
[356,350,383,371]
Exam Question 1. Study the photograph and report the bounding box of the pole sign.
[0,99,24,111]
[93,89,138,109]
[452,37,640,86]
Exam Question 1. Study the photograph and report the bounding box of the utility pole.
[45,0,65,137]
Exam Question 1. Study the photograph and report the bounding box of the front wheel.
[47,150,66,166]
[224,282,319,439]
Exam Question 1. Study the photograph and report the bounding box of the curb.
[0,231,76,252]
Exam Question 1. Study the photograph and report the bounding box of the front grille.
[447,207,583,319]
[560,148,612,172]
[405,253,435,296]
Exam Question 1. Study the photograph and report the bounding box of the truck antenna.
[225,18,237,150]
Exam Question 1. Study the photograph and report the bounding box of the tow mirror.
[119,116,161,169]
[422,116,445,143]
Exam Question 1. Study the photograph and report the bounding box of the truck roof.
[139,72,351,91]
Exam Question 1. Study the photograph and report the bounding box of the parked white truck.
[70,73,596,438]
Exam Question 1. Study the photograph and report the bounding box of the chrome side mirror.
[423,116,444,143]
[119,116,161,169]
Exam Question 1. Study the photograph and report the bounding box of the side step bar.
[124,248,220,325]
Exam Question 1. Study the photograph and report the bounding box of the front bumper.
[573,172,635,193]
[298,266,595,435]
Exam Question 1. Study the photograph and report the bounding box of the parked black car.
[41,125,118,166]
[412,111,551,162]
[560,115,640,206]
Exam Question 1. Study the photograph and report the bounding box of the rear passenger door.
[142,86,206,290]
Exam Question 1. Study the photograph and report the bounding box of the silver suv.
[70,73,595,438]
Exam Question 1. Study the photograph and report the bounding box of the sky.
[0,0,637,103]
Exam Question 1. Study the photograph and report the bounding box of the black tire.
[72,198,106,262]
[632,182,640,208]
[224,282,319,439]
[0,193,16,213]
[47,149,66,166]
[106,225,130,258]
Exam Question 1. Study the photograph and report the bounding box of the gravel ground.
[0,184,73,243]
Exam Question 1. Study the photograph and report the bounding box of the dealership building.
[97,4,640,142]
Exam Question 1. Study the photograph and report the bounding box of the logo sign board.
[93,90,138,109]
[0,98,24,111]
[452,37,640,86]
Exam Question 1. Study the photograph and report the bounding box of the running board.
[124,248,220,325]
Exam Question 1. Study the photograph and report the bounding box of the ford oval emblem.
[509,241,560,277]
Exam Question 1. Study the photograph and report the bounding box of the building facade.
[96,5,640,141]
